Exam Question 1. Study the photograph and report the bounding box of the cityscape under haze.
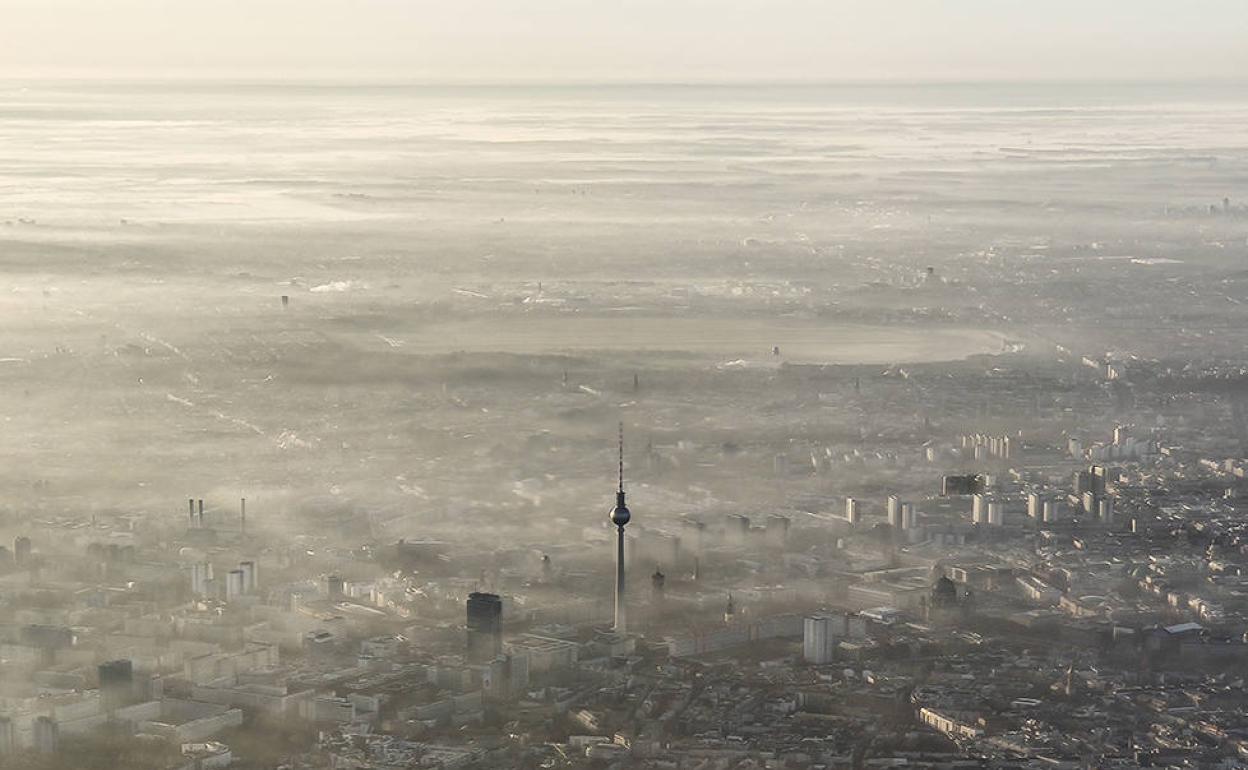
[3,4,1248,770]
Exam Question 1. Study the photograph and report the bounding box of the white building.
[987,502,1004,526]
[971,494,986,524]
[919,707,984,740]
[886,496,902,529]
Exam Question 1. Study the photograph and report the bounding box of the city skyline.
[4,5,1248,768]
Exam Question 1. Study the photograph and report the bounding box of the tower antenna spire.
[618,421,625,495]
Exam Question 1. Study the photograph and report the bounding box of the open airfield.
[1,81,1247,546]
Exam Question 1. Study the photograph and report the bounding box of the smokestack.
[240,497,246,534]
[188,498,195,527]
[197,499,204,528]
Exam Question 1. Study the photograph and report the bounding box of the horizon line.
[3,74,1248,88]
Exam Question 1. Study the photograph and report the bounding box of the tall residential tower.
[466,592,503,664]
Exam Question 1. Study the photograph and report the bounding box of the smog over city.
[2,3,1248,769]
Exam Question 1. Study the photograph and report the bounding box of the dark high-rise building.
[1091,465,1108,496]
[99,659,134,711]
[1073,469,1093,496]
[239,560,258,593]
[466,592,503,664]
[33,716,58,754]
[326,575,345,598]
[1074,465,1108,497]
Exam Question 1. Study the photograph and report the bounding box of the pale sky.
[2,0,1246,82]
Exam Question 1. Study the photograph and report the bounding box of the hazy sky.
[2,0,1247,82]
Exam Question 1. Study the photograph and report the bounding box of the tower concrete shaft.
[615,524,627,633]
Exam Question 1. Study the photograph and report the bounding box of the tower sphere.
[610,492,631,527]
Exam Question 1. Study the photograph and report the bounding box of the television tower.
[610,423,632,634]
